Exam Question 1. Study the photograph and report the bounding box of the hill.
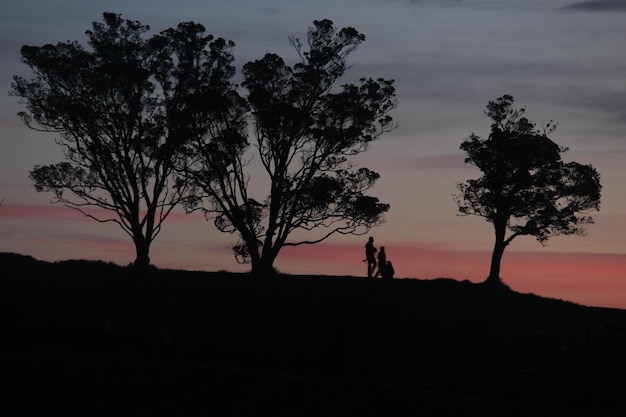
[1,252,625,416]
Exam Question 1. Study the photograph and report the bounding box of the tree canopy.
[11,12,240,269]
[182,19,396,276]
[454,95,602,286]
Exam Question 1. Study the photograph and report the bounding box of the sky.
[1,0,625,308]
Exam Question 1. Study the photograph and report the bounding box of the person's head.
[381,246,385,251]
[369,236,374,242]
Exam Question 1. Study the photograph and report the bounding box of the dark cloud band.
[562,0,626,12]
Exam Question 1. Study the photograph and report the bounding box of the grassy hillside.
[1,252,625,416]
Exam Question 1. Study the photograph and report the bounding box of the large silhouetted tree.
[183,19,396,276]
[11,13,240,269]
[454,95,601,287]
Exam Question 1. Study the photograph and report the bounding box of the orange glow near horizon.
[278,242,626,309]
[1,204,625,310]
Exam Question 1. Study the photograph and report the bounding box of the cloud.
[1,204,92,221]
[255,7,281,15]
[561,0,626,12]
[0,202,203,223]
[405,154,469,170]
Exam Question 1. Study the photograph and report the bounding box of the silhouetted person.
[375,246,387,278]
[365,236,377,278]
[383,260,395,280]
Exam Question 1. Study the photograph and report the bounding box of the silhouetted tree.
[11,13,240,269]
[183,19,395,276]
[454,95,601,287]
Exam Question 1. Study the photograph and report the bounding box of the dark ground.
[1,252,626,416]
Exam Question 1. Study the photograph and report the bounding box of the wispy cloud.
[0,203,199,223]
[561,0,626,12]
[1,204,93,221]
[405,154,470,170]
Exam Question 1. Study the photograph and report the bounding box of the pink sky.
[2,202,625,309]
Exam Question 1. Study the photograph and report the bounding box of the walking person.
[365,236,377,278]
[375,246,387,278]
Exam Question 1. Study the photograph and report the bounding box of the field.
[2,252,625,416]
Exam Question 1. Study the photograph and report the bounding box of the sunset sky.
[1,0,625,308]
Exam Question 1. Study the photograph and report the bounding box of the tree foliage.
[11,13,239,269]
[454,95,601,286]
[183,19,396,275]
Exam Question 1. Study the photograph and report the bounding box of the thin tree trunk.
[486,241,505,286]
[485,220,507,287]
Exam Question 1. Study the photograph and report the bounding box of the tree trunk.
[133,237,151,271]
[486,241,505,286]
[485,220,507,287]
[250,258,277,277]
[250,249,278,277]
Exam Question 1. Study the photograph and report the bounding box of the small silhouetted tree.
[11,13,240,269]
[454,95,601,287]
[183,19,396,276]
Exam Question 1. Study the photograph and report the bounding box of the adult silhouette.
[365,236,377,278]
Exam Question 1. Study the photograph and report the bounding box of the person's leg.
[368,260,376,277]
